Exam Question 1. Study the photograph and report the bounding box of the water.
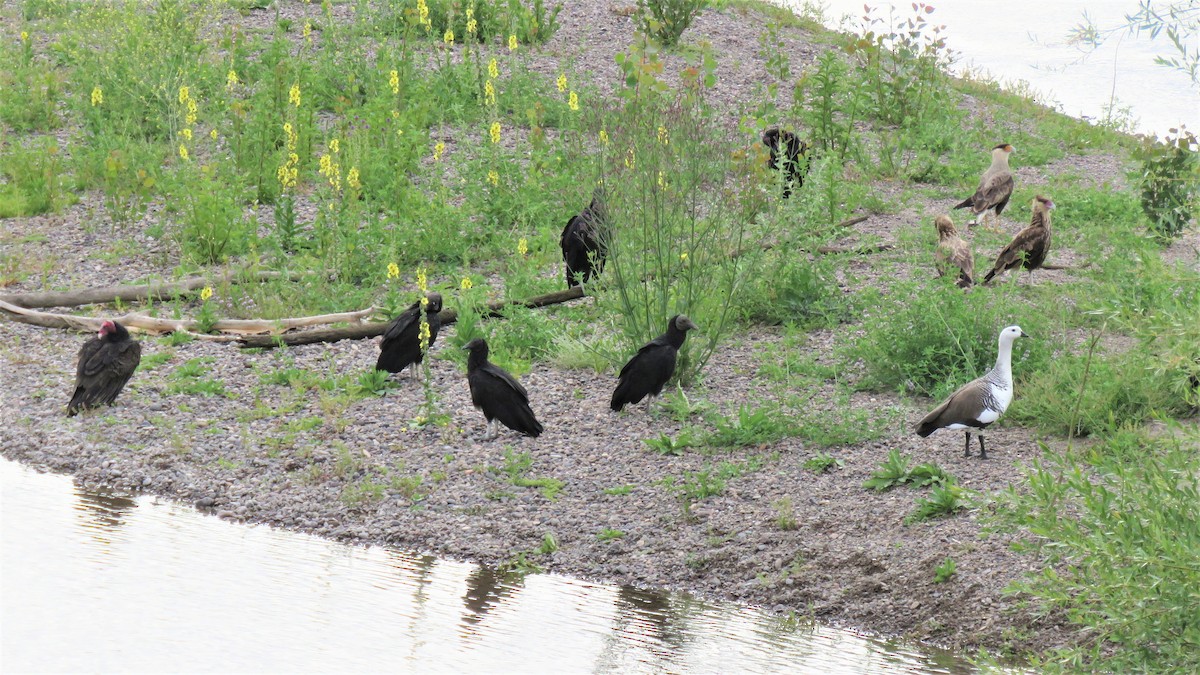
[794,0,1200,136]
[0,459,975,673]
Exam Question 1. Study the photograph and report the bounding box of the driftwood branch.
[0,271,301,309]
[0,298,376,336]
[1040,262,1092,271]
[237,287,586,348]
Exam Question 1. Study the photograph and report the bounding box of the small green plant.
[908,463,953,488]
[1133,128,1199,240]
[342,478,387,508]
[604,484,635,495]
[906,482,965,524]
[535,531,559,554]
[643,432,690,455]
[705,404,795,448]
[597,528,626,541]
[194,286,218,334]
[802,452,843,473]
[862,449,913,491]
[354,369,395,398]
[636,0,708,47]
[773,497,799,530]
[933,557,956,583]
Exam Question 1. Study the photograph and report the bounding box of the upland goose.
[933,215,974,288]
[611,315,699,412]
[464,338,543,438]
[68,320,142,416]
[954,143,1014,228]
[915,325,1029,459]
[376,293,442,376]
[561,187,610,288]
[983,195,1054,284]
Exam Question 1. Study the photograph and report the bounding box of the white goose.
[915,325,1029,459]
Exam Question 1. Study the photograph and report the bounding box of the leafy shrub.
[992,432,1200,672]
[905,482,964,523]
[637,0,708,48]
[740,253,850,328]
[1134,128,1199,240]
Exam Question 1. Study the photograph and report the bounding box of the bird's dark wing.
[971,173,1014,213]
[991,226,1044,273]
[76,338,104,379]
[617,337,670,379]
[481,363,530,401]
[380,303,421,346]
[71,340,141,413]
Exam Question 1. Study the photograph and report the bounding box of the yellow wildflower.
[330,138,340,153]
[20,31,29,43]
[226,70,239,91]
[488,58,499,79]
[416,268,428,292]
[186,98,198,125]
[599,128,609,146]
[284,122,297,151]
[517,238,528,256]
[624,147,635,169]
[484,80,496,106]
[347,167,361,190]
[657,171,667,190]
[387,262,400,280]
[508,34,518,51]
[90,86,103,107]
[179,144,189,161]
[466,18,477,35]
[487,170,499,186]
[568,91,579,111]
[389,69,400,95]
[461,277,473,290]
[418,320,431,349]
[658,126,669,145]
[443,29,454,44]
[181,128,193,141]
[210,128,218,141]
[417,0,430,28]
[303,21,312,41]
[289,82,301,107]
[433,141,445,161]
[200,286,213,301]
[178,85,190,104]
[489,121,501,144]
[680,252,688,261]
[556,73,567,92]
[319,154,332,175]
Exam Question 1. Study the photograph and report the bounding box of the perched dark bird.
[954,143,1014,228]
[376,293,443,376]
[933,215,974,288]
[68,320,142,416]
[464,338,543,439]
[611,315,699,412]
[761,127,809,199]
[983,195,1055,284]
[916,325,1029,459]
[561,187,610,288]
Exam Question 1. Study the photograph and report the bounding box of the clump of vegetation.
[933,557,956,583]
[990,430,1200,672]
[1134,128,1199,240]
[636,0,708,47]
[802,452,843,473]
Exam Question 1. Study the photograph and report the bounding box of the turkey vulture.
[68,320,141,416]
[561,187,609,288]
[611,315,699,412]
[376,293,443,376]
[762,127,808,199]
[464,338,543,438]
[954,143,1014,228]
[983,195,1054,284]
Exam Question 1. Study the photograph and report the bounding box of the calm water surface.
[793,0,1200,136]
[0,459,976,673]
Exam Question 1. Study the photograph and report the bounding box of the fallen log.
[0,298,376,336]
[0,270,301,309]
[237,286,586,348]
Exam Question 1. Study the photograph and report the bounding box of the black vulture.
[464,338,543,438]
[761,127,808,199]
[561,187,609,288]
[376,292,443,376]
[611,315,699,412]
[68,320,142,416]
[983,195,1054,284]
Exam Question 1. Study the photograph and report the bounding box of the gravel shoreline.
[6,0,1192,658]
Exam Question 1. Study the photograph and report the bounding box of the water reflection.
[1,458,983,673]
